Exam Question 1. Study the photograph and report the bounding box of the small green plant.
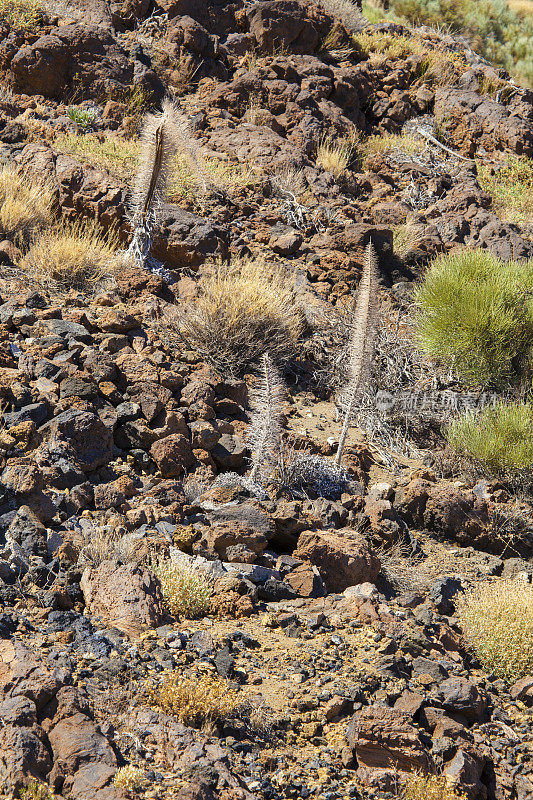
[113,765,144,791]
[414,249,533,386]
[17,782,55,800]
[445,401,533,473]
[153,558,212,618]
[456,578,533,682]
[67,106,97,129]
[145,671,240,727]
[478,155,533,225]
[0,0,43,29]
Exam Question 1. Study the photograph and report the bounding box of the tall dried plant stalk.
[335,241,380,466]
[247,353,286,483]
[127,98,204,276]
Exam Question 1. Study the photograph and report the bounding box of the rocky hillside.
[0,2,532,800]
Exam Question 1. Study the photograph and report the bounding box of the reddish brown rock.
[0,641,63,708]
[80,560,166,636]
[509,676,533,706]
[294,529,380,592]
[346,705,434,792]
[285,562,327,598]
[151,433,195,477]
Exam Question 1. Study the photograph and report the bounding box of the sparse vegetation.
[355,30,466,84]
[0,0,43,29]
[17,783,55,800]
[113,765,144,791]
[478,155,533,224]
[414,250,533,386]
[363,0,533,86]
[445,402,533,473]
[456,578,533,682]
[359,133,423,168]
[168,152,257,201]
[393,223,422,257]
[0,165,54,244]
[401,773,464,800]
[180,257,304,377]
[21,218,119,291]
[55,134,139,178]
[153,559,212,618]
[145,672,240,727]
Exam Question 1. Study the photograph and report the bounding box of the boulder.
[434,87,533,157]
[432,677,488,724]
[346,705,434,791]
[294,529,380,592]
[151,204,228,270]
[197,503,273,562]
[246,0,332,54]
[150,434,195,477]
[80,560,166,636]
[41,409,114,472]
[8,24,162,101]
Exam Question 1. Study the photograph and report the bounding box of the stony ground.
[0,1,532,800]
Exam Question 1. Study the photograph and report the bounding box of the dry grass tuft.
[153,558,212,618]
[401,773,464,800]
[180,257,304,376]
[21,218,119,291]
[76,525,144,567]
[0,165,54,244]
[392,223,423,258]
[456,578,533,682]
[0,0,43,28]
[145,671,240,727]
[316,133,357,177]
[54,134,139,179]
[113,765,144,791]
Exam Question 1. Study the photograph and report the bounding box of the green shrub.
[385,0,533,86]
[445,401,533,472]
[457,578,533,682]
[477,155,533,225]
[414,250,533,386]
